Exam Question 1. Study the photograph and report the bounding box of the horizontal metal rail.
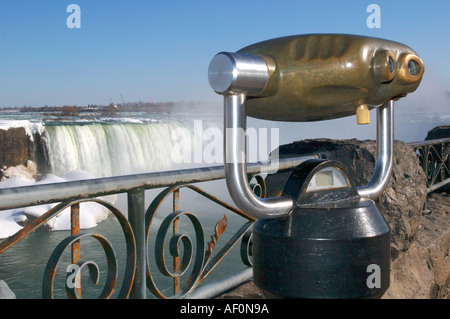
[185,267,253,299]
[408,137,450,148]
[0,156,314,211]
[427,179,450,193]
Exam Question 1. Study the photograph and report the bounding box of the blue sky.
[0,0,449,108]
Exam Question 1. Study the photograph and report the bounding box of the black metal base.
[252,199,390,299]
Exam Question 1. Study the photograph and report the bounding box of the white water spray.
[43,119,221,177]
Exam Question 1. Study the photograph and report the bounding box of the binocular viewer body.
[210,34,424,124]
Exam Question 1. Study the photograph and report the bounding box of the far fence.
[408,137,450,193]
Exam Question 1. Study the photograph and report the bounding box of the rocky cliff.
[0,127,48,180]
[0,127,32,178]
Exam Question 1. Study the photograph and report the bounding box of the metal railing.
[0,137,447,299]
[408,137,450,193]
[0,156,312,299]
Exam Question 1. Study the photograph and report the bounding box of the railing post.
[172,189,180,295]
[70,203,81,298]
[127,188,146,299]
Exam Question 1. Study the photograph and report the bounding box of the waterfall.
[43,119,222,177]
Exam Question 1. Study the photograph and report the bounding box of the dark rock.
[265,138,428,259]
[33,132,51,177]
[383,192,449,298]
[217,281,264,299]
[0,127,30,179]
[0,128,49,180]
[425,126,450,140]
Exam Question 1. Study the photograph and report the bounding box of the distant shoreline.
[0,100,222,115]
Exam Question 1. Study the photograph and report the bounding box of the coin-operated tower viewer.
[208,34,424,298]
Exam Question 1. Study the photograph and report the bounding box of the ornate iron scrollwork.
[41,199,136,299]
[43,232,118,299]
[413,139,450,188]
[248,174,267,199]
[240,225,253,266]
[145,185,254,299]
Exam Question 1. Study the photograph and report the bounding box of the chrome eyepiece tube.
[357,100,394,200]
[209,52,294,219]
[208,52,270,95]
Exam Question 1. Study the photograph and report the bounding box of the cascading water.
[43,119,221,177]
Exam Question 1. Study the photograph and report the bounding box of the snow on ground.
[0,120,44,141]
[0,167,116,239]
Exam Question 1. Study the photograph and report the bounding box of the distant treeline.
[1,100,219,117]
[1,101,181,116]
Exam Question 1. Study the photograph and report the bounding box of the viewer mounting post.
[209,34,424,298]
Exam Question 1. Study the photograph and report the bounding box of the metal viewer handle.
[357,100,394,200]
[209,52,294,219]
[224,94,294,219]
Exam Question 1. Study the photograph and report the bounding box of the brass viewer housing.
[211,34,424,125]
